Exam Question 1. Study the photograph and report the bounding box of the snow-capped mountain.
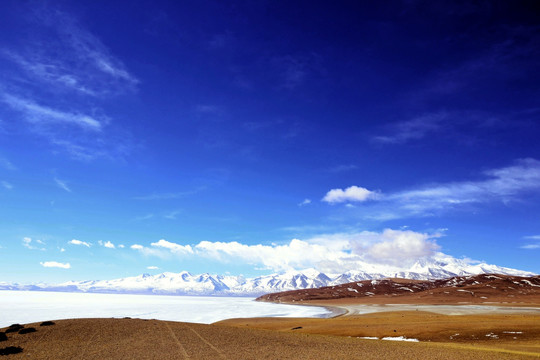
[1,255,535,296]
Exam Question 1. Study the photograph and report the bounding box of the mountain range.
[1,255,536,296]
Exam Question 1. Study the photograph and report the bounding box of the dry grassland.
[220,310,540,358]
[1,317,538,359]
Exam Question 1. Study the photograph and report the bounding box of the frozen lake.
[0,290,331,328]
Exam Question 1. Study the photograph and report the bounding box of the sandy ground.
[1,317,538,359]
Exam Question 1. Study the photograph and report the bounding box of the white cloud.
[151,239,194,255]
[130,229,442,273]
[351,229,440,266]
[521,244,540,249]
[130,244,143,250]
[323,185,379,204]
[22,237,45,251]
[194,239,337,272]
[1,181,13,190]
[98,240,115,249]
[2,94,103,131]
[40,261,71,269]
[104,241,115,249]
[54,177,72,193]
[118,244,125,248]
[68,239,91,247]
[22,237,32,248]
[147,266,159,270]
[298,199,311,206]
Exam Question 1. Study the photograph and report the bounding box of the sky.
[0,1,539,283]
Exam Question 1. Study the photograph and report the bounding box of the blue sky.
[1,1,539,283]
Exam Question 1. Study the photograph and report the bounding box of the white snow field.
[0,290,330,328]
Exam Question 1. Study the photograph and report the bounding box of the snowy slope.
[1,254,535,296]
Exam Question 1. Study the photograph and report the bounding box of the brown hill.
[256,273,540,305]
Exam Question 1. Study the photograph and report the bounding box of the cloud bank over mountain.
[128,229,455,274]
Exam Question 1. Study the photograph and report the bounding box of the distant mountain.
[1,255,536,296]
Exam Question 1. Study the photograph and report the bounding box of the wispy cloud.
[327,164,358,173]
[40,261,71,269]
[387,158,540,215]
[134,188,204,200]
[68,239,91,247]
[521,244,540,249]
[298,199,312,207]
[164,210,181,220]
[521,235,540,249]
[0,7,137,162]
[3,9,138,96]
[22,237,46,251]
[271,53,324,90]
[194,104,223,117]
[329,158,540,219]
[147,266,159,270]
[0,157,16,171]
[2,94,103,131]
[419,25,540,101]
[373,112,448,144]
[133,213,154,221]
[1,181,13,190]
[54,177,72,193]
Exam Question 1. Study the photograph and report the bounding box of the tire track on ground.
[78,330,98,358]
[185,325,227,359]
[164,322,190,359]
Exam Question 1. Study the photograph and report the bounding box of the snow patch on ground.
[398,287,413,292]
[521,280,540,287]
[381,336,419,342]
